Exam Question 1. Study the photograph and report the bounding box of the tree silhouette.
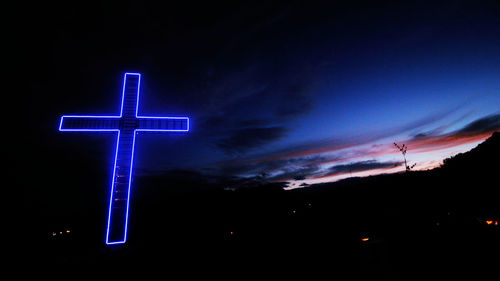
[394,142,416,172]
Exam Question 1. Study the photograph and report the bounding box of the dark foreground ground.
[25,133,499,279]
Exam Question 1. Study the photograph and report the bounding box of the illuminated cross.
[59,72,189,245]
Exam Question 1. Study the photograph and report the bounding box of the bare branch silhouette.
[394,142,416,172]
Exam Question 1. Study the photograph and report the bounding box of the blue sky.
[36,1,500,188]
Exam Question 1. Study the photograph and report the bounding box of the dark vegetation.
[30,132,499,278]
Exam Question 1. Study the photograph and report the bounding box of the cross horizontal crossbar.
[59,115,189,132]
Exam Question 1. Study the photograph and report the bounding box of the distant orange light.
[66,230,71,233]
[361,238,369,242]
[495,221,498,226]
[486,220,493,225]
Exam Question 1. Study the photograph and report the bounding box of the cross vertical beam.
[106,73,140,244]
[59,72,190,245]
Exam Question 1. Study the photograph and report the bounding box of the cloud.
[187,61,320,155]
[236,105,465,164]
[409,110,476,140]
[267,165,322,181]
[203,110,498,187]
[215,126,288,154]
[214,154,338,179]
[206,106,469,179]
[315,160,403,179]
[250,111,498,169]
[456,114,500,135]
[407,113,500,152]
[413,133,428,139]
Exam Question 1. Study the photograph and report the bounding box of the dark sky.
[27,0,500,190]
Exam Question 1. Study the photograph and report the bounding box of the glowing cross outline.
[59,72,189,245]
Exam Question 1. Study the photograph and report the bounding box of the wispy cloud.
[267,165,322,181]
[313,160,403,179]
[405,113,500,153]
[210,112,499,186]
[215,126,288,154]
[456,114,500,135]
[190,65,320,156]
[230,105,465,165]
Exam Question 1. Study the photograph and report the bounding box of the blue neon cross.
[59,72,189,245]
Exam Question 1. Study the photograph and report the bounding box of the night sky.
[27,1,500,192]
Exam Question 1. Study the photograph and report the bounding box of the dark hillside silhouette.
[34,132,499,278]
[441,131,499,173]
